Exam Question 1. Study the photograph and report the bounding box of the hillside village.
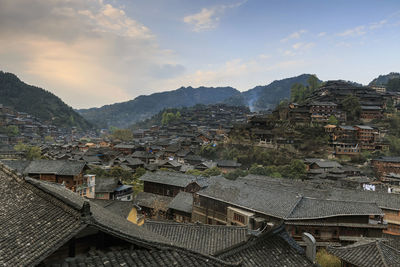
[2,76,400,266]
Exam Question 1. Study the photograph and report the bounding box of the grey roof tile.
[144,221,250,255]
[328,240,400,267]
[168,191,193,213]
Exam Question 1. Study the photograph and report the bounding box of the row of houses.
[0,103,82,145]
[284,81,400,124]
[324,124,389,155]
[132,170,400,243]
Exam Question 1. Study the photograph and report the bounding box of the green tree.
[341,95,361,122]
[26,146,41,160]
[186,169,204,176]
[387,78,400,92]
[200,144,218,159]
[203,167,221,177]
[14,142,28,152]
[327,115,338,125]
[109,166,133,181]
[387,135,400,155]
[44,135,55,143]
[6,125,19,137]
[111,128,133,141]
[223,169,248,180]
[307,74,320,91]
[316,249,341,267]
[14,143,41,160]
[133,167,146,179]
[290,83,306,102]
[287,159,307,179]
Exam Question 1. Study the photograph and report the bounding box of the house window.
[233,213,245,224]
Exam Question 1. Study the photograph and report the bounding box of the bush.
[316,249,341,267]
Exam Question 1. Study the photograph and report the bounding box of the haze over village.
[1,0,400,266]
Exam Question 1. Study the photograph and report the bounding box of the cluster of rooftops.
[0,162,317,266]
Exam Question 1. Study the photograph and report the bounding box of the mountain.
[224,74,318,111]
[78,86,240,128]
[0,71,92,130]
[369,72,400,86]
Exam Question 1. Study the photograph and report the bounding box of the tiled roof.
[140,170,208,188]
[198,176,384,220]
[168,191,193,213]
[239,175,400,211]
[216,224,315,267]
[0,170,83,266]
[198,176,301,219]
[50,247,238,267]
[134,191,173,211]
[0,163,178,266]
[287,197,383,220]
[23,160,87,176]
[95,177,119,192]
[90,199,134,218]
[327,240,400,267]
[144,221,250,255]
[373,156,400,163]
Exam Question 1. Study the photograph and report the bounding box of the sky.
[0,0,399,109]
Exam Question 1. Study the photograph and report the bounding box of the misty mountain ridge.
[78,86,240,128]
[78,74,319,128]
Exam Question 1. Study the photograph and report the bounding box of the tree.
[290,75,321,103]
[327,115,338,125]
[111,128,133,141]
[26,146,41,160]
[223,169,248,180]
[316,249,341,267]
[387,78,400,92]
[287,159,307,179]
[341,95,361,122]
[290,83,306,102]
[44,135,55,143]
[14,142,28,152]
[134,167,146,179]
[203,167,221,177]
[6,125,19,137]
[307,74,320,91]
[14,143,41,160]
[109,166,133,181]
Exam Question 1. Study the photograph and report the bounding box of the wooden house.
[140,171,208,197]
[192,176,387,247]
[23,160,87,192]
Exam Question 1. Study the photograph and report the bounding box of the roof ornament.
[81,201,92,217]
[302,232,316,263]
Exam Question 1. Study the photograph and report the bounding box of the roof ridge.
[376,241,389,267]
[145,220,248,229]
[213,223,285,257]
[284,195,304,220]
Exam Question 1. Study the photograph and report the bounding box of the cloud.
[155,56,306,92]
[337,26,366,37]
[282,42,315,57]
[318,32,326,37]
[183,1,246,32]
[369,19,387,30]
[281,29,307,42]
[0,0,181,108]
